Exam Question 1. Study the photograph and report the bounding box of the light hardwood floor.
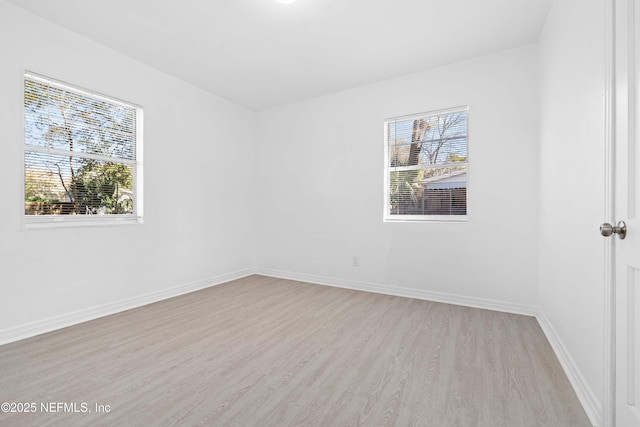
[0,275,591,426]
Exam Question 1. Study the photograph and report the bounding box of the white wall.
[0,1,606,422]
[255,45,540,311]
[0,0,256,341]
[538,0,605,421]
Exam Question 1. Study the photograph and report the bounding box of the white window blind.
[23,72,143,226]
[384,106,468,221]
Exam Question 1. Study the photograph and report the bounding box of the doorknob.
[600,221,627,239]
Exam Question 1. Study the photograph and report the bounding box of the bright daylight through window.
[23,72,143,226]
[384,106,468,221]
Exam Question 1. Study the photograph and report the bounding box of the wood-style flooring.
[0,275,591,426]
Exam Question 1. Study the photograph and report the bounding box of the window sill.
[23,215,143,230]
[384,215,468,223]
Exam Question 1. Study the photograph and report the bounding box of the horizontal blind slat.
[386,107,468,218]
[24,72,140,218]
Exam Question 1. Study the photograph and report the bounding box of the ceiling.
[8,0,553,111]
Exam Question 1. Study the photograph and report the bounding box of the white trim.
[383,106,469,222]
[0,269,253,346]
[255,268,537,316]
[0,266,601,426]
[23,214,142,229]
[537,311,602,427]
[389,162,468,173]
[22,71,144,226]
[24,145,136,165]
[384,215,468,223]
[603,0,616,425]
[135,108,144,220]
[255,268,600,426]
[383,105,469,123]
[383,119,392,221]
[19,67,27,231]
[25,71,142,110]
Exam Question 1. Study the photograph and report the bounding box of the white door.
[614,1,640,425]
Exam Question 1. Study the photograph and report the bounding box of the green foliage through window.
[24,73,140,218]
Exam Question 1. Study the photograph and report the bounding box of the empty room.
[0,0,638,426]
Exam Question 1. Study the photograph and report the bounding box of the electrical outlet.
[353,256,360,267]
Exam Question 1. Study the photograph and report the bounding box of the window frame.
[383,105,469,223]
[22,71,144,229]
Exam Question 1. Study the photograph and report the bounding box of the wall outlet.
[352,256,360,267]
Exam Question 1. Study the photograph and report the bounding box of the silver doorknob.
[600,221,627,239]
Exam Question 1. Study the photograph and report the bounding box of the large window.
[384,106,468,221]
[23,72,143,227]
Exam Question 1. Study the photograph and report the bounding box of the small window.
[23,72,143,227]
[384,106,468,221]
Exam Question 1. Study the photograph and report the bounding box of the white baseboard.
[255,268,537,316]
[256,268,600,427]
[0,266,602,427]
[0,269,253,346]
[536,311,601,427]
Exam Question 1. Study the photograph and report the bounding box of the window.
[23,72,143,227]
[384,106,468,221]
